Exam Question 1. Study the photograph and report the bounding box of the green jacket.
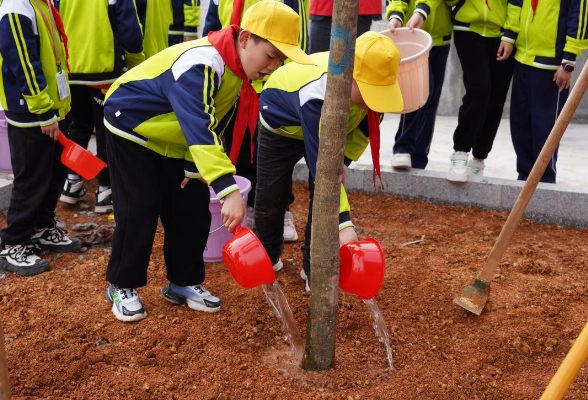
[514,0,588,69]
[59,0,145,85]
[386,0,453,46]
[423,0,522,39]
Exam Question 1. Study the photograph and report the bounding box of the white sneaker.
[468,158,485,176]
[246,206,255,230]
[447,151,469,182]
[283,211,298,242]
[391,153,411,169]
[273,259,283,272]
[300,269,310,292]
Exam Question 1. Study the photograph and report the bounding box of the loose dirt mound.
[1,182,587,399]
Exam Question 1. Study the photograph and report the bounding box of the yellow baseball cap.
[353,32,403,113]
[241,1,315,66]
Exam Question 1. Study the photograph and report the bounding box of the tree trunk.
[0,318,11,400]
[301,0,359,372]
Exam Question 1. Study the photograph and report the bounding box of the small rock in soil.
[79,203,90,211]
[72,223,98,231]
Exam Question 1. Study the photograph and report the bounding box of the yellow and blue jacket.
[0,0,70,127]
[137,0,172,58]
[386,0,453,46]
[514,0,588,70]
[260,52,379,230]
[169,0,200,40]
[104,38,244,198]
[422,0,522,40]
[58,0,144,85]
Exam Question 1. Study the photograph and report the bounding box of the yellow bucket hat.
[241,1,315,66]
[354,32,404,113]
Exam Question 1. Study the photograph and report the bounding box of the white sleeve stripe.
[171,46,225,89]
[299,73,327,108]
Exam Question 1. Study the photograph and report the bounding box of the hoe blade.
[453,275,491,316]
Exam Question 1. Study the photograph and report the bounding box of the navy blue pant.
[309,15,374,54]
[393,45,450,169]
[453,31,514,159]
[510,62,568,184]
[0,121,67,245]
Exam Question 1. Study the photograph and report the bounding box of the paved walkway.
[359,115,588,188]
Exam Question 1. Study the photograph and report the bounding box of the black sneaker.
[31,225,82,253]
[95,188,113,214]
[60,180,86,205]
[0,242,49,276]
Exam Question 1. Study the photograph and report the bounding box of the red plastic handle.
[57,131,68,147]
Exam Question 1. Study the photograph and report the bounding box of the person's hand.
[387,18,402,33]
[554,66,572,91]
[341,167,347,185]
[183,35,197,42]
[41,121,59,140]
[496,41,513,61]
[180,176,206,188]
[406,13,425,31]
[339,226,358,247]
[221,189,245,232]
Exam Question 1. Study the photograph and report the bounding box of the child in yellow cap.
[102,0,314,323]
[255,31,403,289]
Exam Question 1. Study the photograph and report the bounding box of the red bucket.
[222,225,275,289]
[57,132,106,180]
[339,238,385,300]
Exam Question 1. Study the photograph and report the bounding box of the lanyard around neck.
[32,0,61,68]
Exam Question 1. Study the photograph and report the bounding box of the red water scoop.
[222,225,276,289]
[339,238,386,300]
[57,131,106,180]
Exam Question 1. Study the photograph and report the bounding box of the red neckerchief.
[368,109,384,192]
[45,0,69,61]
[208,26,258,165]
[230,0,245,26]
[485,0,491,10]
[531,0,538,20]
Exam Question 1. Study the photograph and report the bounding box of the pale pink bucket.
[204,175,252,262]
[0,110,12,174]
[380,28,433,114]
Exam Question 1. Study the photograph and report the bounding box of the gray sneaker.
[31,225,81,253]
[0,242,48,276]
[106,284,147,322]
[161,283,221,312]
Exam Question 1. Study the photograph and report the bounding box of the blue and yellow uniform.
[510,0,588,183]
[0,0,70,126]
[169,0,200,45]
[104,38,242,197]
[59,0,144,85]
[259,52,374,230]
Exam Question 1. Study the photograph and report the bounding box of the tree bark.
[301,0,359,372]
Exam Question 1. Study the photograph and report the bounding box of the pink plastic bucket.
[380,28,433,114]
[0,110,12,174]
[204,175,252,262]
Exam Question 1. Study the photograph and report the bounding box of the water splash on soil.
[262,282,304,361]
[362,298,394,370]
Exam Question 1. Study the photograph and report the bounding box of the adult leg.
[158,157,211,286]
[510,61,534,181]
[255,126,306,265]
[452,31,492,153]
[529,67,568,183]
[105,132,161,288]
[472,37,514,159]
[411,44,451,168]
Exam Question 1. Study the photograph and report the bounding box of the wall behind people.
[197,0,588,122]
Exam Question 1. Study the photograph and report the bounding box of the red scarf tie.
[230,0,246,26]
[45,0,69,61]
[531,0,539,20]
[208,26,259,165]
[367,109,384,192]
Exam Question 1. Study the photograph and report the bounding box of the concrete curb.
[293,163,588,229]
[2,164,586,228]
